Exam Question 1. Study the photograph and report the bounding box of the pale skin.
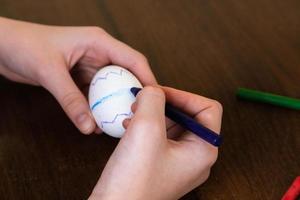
[0,17,223,199]
[0,17,156,134]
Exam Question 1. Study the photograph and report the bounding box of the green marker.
[237,88,300,110]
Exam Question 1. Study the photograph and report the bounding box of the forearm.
[0,17,18,76]
[0,17,10,75]
[0,17,38,80]
[0,17,37,63]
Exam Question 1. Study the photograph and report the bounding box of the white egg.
[88,65,143,138]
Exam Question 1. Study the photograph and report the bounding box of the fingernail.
[122,118,131,129]
[131,102,137,113]
[76,113,93,134]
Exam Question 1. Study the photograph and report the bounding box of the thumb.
[42,69,96,134]
[128,86,166,137]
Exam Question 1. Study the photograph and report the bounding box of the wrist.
[89,188,143,200]
[88,181,152,200]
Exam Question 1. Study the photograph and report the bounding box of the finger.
[160,87,221,187]
[122,118,131,129]
[127,86,166,137]
[161,86,221,163]
[41,68,96,134]
[131,101,181,139]
[129,102,181,139]
[71,65,97,97]
[131,102,137,113]
[161,86,223,133]
[165,117,183,139]
[71,64,98,87]
[166,122,185,139]
[92,32,157,85]
[94,127,103,134]
[165,117,175,129]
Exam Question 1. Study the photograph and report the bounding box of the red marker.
[282,176,300,200]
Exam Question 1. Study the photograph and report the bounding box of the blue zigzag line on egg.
[91,69,126,86]
[100,112,132,128]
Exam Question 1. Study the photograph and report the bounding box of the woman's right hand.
[89,86,223,200]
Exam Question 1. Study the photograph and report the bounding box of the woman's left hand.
[0,17,157,134]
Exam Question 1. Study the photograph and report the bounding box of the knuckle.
[142,86,165,99]
[131,118,162,138]
[135,117,160,129]
[200,169,211,184]
[201,100,223,122]
[200,110,215,122]
[132,118,152,130]
[200,147,218,168]
[137,53,148,64]
[207,150,218,167]
[84,27,110,50]
[86,26,108,38]
[193,145,218,169]
[192,168,211,185]
[211,100,223,114]
[131,52,149,67]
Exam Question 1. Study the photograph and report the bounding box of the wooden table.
[0,0,299,199]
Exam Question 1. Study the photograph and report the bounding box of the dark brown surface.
[0,0,300,199]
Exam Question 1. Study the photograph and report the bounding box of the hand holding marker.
[88,65,222,147]
[130,87,223,147]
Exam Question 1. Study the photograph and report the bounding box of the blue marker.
[130,87,223,147]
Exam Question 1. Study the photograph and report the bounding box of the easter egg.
[88,65,143,138]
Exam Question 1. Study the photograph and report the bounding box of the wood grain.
[0,0,300,199]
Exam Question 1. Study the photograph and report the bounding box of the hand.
[89,86,223,200]
[0,17,156,134]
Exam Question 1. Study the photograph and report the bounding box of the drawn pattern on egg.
[91,88,133,128]
[91,88,130,110]
[88,65,143,138]
[100,112,132,129]
[91,68,126,86]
